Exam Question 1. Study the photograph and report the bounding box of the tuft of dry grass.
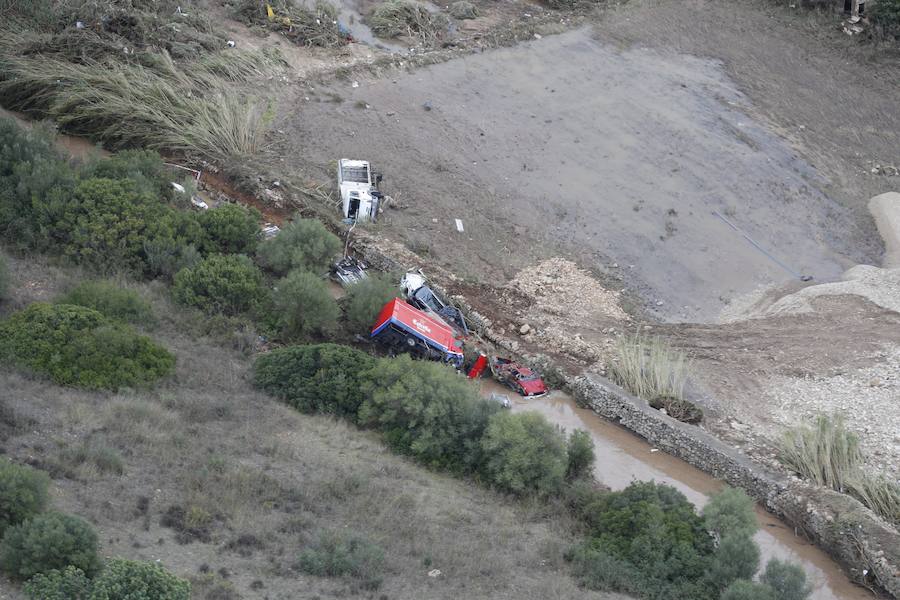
[609,334,690,401]
[370,0,450,45]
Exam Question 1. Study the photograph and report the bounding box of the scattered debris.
[427,568,442,578]
[261,223,280,239]
[455,218,464,232]
[338,158,383,222]
[331,255,369,287]
[449,1,478,20]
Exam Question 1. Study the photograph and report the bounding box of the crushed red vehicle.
[491,357,548,397]
[371,298,465,368]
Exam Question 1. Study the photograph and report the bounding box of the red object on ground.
[467,354,488,379]
[493,358,548,397]
[371,298,464,365]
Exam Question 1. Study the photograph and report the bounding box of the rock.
[519,323,531,335]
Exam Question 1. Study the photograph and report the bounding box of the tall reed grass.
[609,334,690,401]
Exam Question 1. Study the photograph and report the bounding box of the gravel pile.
[762,265,900,317]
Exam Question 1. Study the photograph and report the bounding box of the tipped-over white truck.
[338,159,383,222]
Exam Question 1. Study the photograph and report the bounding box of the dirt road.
[276,20,889,322]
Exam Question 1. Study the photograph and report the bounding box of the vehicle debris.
[488,392,512,409]
[400,270,468,335]
[338,158,383,222]
[331,255,369,287]
[371,298,465,368]
[491,357,547,397]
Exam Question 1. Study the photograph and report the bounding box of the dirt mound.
[760,265,900,317]
[870,191,900,269]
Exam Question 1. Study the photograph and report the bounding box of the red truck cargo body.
[371,298,464,367]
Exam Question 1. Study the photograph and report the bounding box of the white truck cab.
[338,159,382,222]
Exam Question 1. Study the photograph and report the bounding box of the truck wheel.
[405,336,416,348]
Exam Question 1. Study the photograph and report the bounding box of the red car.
[491,358,548,397]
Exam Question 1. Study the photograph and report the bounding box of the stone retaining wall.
[571,375,900,598]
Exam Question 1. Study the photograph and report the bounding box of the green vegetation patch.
[58,281,155,327]
[0,460,50,538]
[0,511,101,581]
[0,303,174,390]
[173,254,265,316]
[298,530,384,590]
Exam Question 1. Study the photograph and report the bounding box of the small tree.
[721,580,777,600]
[761,559,812,600]
[566,429,595,480]
[0,512,101,580]
[253,343,376,419]
[270,269,340,339]
[90,559,191,600]
[0,460,50,537]
[257,217,341,276]
[702,486,758,540]
[480,411,567,496]
[343,274,397,333]
[24,566,91,600]
[198,203,261,255]
[359,355,497,472]
[706,535,760,593]
[173,254,265,315]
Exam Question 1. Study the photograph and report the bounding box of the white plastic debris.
[190,197,209,210]
[351,80,359,88]
[455,219,464,233]
[170,182,186,194]
[76,21,85,29]
[226,40,236,47]
[427,569,442,578]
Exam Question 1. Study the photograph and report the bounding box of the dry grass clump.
[779,414,900,528]
[370,0,450,44]
[229,0,345,47]
[0,42,273,163]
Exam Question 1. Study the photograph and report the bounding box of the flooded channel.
[480,381,875,600]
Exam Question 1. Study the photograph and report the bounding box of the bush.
[257,217,341,276]
[58,281,154,326]
[370,0,449,43]
[90,558,191,600]
[871,0,900,37]
[566,429,595,480]
[359,355,499,472]
[569,544,642,596]
[298,531,384,590]
[578,481,715,598]
[24,566,91,600]
[721,580,776,600]
[0,253,9,301]
[0,303,175,390]
[0,511,101,580]
[0,460,50,537]
[270,269,340,339]
[198,203,261,255]
[253,343,376,419]
[479,411,567,496]
[342,273,397,333]
[761,559,812,600]
[173,254,265,315]
[78,150,172,200]
[702,487,758,539]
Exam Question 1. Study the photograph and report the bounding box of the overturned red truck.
[371,298,465,368]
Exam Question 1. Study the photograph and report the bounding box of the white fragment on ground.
[765,344,900,477]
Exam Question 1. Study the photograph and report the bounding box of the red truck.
[371,298,465,368]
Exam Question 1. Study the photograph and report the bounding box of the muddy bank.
[279,27,861,322]
[570,375,900,598]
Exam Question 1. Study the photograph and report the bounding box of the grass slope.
[0,252,621,600]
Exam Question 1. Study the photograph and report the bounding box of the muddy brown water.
[0,107,108,161]
[482,381,875,600]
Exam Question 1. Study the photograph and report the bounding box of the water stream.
[488,383,875,600]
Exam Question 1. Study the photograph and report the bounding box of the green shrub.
[761,559,812,600]
[253,343,376,419]
[198,203,261,255]
[871,0,900,37]
[566,429,595,480]
[90,558,191,600]
[359,355,498,472]
[270,269,340,339]
[578,481,715,598]
[0,511,101,580]
[256,217,341,276]
[569,544,642,596]
[480,411,567,496]
[342,273,397,332]
[297,530,384,590]
[706,535,760,594]
[0,303,175,390]
[24,566,91,600]
[0,460,50,537]
[78,150,172,200]
[173,254,265,315]
[702,487,758,540]
[721,580,776,600]
[0,253,9,301]
[58,281,154,326]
